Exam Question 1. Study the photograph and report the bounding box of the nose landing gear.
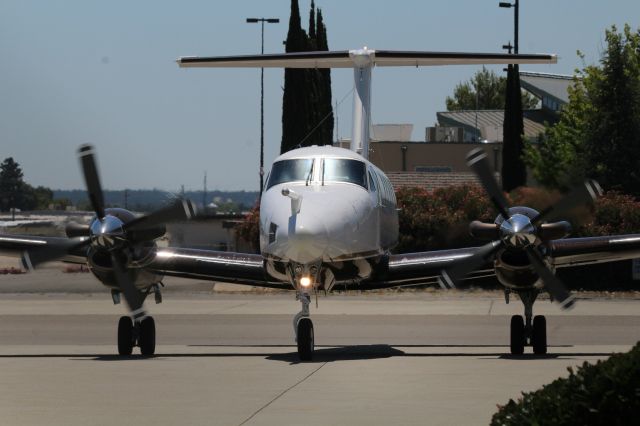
[294,292,314,361]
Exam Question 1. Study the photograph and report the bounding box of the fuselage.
[259,146,398,287]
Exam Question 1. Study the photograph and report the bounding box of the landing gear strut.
[117,315,156,356]
[115,279,163,356]
[510,289,547,355]
[294,292,314,361]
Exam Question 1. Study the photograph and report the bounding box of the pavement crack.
[488,299,494,315]
[211,302,250,314]
[238,362,327,426]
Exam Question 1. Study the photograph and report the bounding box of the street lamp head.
[246,18,279,24]
[499,2,512,7]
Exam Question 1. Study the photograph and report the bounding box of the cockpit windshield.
[322,158,367,188]
[266,159,314,190]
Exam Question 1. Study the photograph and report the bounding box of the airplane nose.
[285,212,329,263]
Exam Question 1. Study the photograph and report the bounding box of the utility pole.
[203,171,207,215]
[246,17,280,197]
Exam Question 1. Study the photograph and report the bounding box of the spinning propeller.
[21,145,196,316]
[441,148,602,310]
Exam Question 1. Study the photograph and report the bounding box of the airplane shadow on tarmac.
[0,345,612,363]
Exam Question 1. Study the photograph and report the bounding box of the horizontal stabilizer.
[177,49,557,69]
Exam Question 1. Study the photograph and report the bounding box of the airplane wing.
[549,234,640,268]
[2,232,639,291]
[148,247,289,289]
[361,233,640,290]
[177,50,556,68]
[0,234,88,265]
[0,233,287,289]
[361,247,492,290]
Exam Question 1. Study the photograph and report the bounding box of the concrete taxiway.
[0,270,638,425]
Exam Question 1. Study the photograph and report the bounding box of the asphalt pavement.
[0,269,638,425]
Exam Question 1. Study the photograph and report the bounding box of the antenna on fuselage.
[177,49,557,160]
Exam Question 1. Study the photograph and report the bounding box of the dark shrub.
[491,342,640,426]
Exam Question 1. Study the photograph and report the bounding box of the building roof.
[519,71,573,104]
[387,171,485,190]
[437,109,553,141]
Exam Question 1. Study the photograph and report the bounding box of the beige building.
[334,72,572,189]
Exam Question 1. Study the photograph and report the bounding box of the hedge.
[491,342,640,426]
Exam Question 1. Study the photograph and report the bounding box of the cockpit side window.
[266,159,314,190]
[322,159,367,188]
[368,171,377,192]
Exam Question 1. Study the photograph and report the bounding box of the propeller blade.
[21,239,90,271]
[441,240,503,289]
[125,199,197,233]
[532,179,602,226]
[78,144,106,220]
[466,148,511,219]
[525,246,575,310]
[111,253,147,322]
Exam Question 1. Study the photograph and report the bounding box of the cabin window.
[322,159,367,188]
[266,159,314,189]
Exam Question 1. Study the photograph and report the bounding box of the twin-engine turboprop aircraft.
[2,48,640,361]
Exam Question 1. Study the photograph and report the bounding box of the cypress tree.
[308,0,317,48]
[281,0,309,154]
[316,8,334,145]
[502,64,526,191]
[281,0,333,153]
[304,0,323,147]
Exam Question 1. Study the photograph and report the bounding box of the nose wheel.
[297,318,314,361]
[294,292,314,361]
[117,315,156,356]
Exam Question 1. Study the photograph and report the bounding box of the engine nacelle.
[84,207,165,290]
[494,248,548,289]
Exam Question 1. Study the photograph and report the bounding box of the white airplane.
[2,48,640,361]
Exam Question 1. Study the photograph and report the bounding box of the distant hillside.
[53,189,259,212]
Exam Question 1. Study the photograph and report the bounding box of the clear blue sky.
[1,0,638,191]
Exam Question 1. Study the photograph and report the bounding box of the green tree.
[31,186,54,210]
[0,157,25,211]
[526,25,640,194]
[0,158,55,212]
[446,67,539,111]
[281,0,333,154]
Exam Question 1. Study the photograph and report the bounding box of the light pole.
[499,1,519,54]
[246,17,279,196]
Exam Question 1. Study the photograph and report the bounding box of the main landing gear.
[294,292,314,361]
[117,316,156,356]
[509,289,547,355]
[113,283,161,356]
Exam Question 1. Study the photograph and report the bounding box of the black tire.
[532,315,547,355]
[510,315,525,355]
[139,316,156,356]
[297,318,314,361]
[118,316,134,356]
